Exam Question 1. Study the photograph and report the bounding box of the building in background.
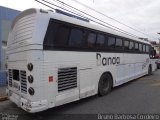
[0,6,20,86]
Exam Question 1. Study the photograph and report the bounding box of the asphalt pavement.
[0,70,160,120]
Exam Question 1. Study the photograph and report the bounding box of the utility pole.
[158,33,160,55]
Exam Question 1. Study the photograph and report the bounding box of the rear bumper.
[7,89,48,113]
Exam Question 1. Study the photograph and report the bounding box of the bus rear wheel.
[98,73,112,96]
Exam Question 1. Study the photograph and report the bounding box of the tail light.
[28,87,35,96]
[28,75,34,83]
[27,63,33,71]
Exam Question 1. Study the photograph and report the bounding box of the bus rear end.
[6,8,49,113]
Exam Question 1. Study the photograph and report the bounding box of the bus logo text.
[96,53,120,66]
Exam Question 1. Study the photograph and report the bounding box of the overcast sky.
[0,0,160,42]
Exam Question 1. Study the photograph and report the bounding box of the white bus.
[6,8,153,113]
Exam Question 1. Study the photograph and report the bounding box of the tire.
[98,73,112,96]
[148,65,152,75]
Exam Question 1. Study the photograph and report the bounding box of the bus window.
[105,35,108,47]
[87,32,96,48]
[139,43,142,52]
[69,28,83,47]
[150,47,156,57]
[135,42,139,51]
[146,45,149,53]
[108,36,115,48]
[124,40,129,50]
[54,25,70,47]
[116,38,123,49]
[143,44,146,53]
[43,22,60,49]
[96,34,105,48]
[129,41,134,50]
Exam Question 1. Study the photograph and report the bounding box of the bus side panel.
[134,54,149,79]
[115,53,125,84]
[115,53,149,86]
[43,51,80,107]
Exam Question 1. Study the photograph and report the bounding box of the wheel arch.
[100,71,114,88]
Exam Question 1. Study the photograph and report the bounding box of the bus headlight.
[27,63,33,71]
[28,75,34,83]
[28,87,35,96]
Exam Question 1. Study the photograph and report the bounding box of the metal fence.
[0,71,7,86]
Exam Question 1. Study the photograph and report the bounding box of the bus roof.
[12,8,150,45]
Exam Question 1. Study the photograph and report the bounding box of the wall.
[0,6,20,86]
[0,20,11,70]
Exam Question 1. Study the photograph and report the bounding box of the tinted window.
[96,34,105,47]
[69,28,83,47]
[43,22,60,49]
[87,32,96,48]
[124,40,129,50]
[143,44,146,52]
[139,43,142,52]
[105,35,108,46]
[54,25,70,46]
[108,36,115,48]
[135,42,139,51]
[146,45,149,53]
[116,38,123,49]
[129,41,134,50]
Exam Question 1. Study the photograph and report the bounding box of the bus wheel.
[98,73,112,96]
[148,65,152,75]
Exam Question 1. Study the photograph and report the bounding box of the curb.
[0,96,8,101]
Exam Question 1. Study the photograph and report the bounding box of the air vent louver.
[20,70,27,94]
[58,67,77,92]
[8,69,12,87]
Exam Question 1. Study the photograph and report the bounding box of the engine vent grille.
[8,69,12,87]
[20,70,27,94]
[58,67,77,92]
